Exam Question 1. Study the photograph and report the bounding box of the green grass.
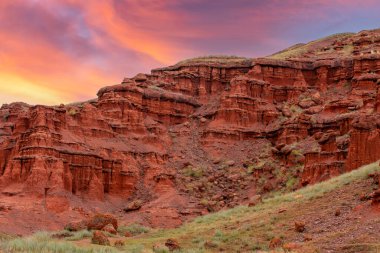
[66,98,97,107]
[285,176,299,189]
[53,229,116,241]
[117,224,150,236]
[259,161,379,207]
[269,32,354,59]
[0,232,118,253]
[66,230,93,241]
[182,166,204,178]
[174,55,251,66]
[246,161,266,174]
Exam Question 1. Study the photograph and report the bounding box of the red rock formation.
[1,29,380,234]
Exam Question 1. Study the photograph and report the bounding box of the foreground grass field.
[1,161,380,252]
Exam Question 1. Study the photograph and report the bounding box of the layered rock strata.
[1,29,380,229]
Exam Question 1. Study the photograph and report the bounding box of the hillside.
[269,30,380,60]
[0,28,380,242]
[1,161,380,252]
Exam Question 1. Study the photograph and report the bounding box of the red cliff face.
[1,29,380,233]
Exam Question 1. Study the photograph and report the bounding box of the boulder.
[64,220,87,232]
[91,231,110,246]
[114,240,125,247]
[124,200,143,212]
[86,213,118,231]
[370,189,380,205]
[133,73,148,82]
[269,237,282,249]
[204,241,218,249]
[368,172,380,185]
[294,221,306,232]
[165,238,181,251]
[225,160,235,167]
[283,242,302,251]
[102,224,117,235]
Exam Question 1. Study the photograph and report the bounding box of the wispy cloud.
[0,0,380,104]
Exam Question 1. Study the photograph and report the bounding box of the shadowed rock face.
[1,29,380,231]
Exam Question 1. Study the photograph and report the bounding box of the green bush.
[246,161,266,174]
[117,224,150,236]
[183,166,204,178]
[286,177,299,189]
[65,230,92,241]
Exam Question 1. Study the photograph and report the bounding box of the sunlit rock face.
[1,29,380,230]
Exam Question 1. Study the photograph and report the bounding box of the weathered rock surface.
[65,213,117,232]
[91,230,110,246]
[86,213,118,231]
[1,29,380,234]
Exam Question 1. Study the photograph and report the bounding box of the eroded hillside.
[1,29,380,234]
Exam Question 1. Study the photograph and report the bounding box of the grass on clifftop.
[1,161,379,252]
[269,32,355,59]
[174,55,251,66]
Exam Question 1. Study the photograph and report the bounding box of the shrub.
[247,165,255,174]
[286,177,299,189]
[65,230,92,241]
[199,199,209,206]
[246,161,266,174]
[117,224,150,236]
[68,108,78,116]
[183,166,204,178]
[212,230,228,243]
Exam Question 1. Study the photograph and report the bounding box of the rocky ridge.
[1,29,380,233]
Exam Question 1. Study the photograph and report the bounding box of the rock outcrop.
[91,230,110,246]
[64,213,117,232]
[1,29,380,232]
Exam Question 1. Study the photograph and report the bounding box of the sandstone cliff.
[1,29,380,233]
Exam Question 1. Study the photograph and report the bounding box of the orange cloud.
[0,0,204,105]
[0,27,113,104]
[1,0,380,105]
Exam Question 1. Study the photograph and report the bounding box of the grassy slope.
[1,162,379,253]
[269,32,354,59]
[122,161,380,252]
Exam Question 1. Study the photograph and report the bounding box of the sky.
[1,0,380,105]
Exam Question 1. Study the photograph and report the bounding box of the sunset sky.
[1,0,380,105]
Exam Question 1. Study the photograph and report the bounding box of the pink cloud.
[0,0,380,104]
